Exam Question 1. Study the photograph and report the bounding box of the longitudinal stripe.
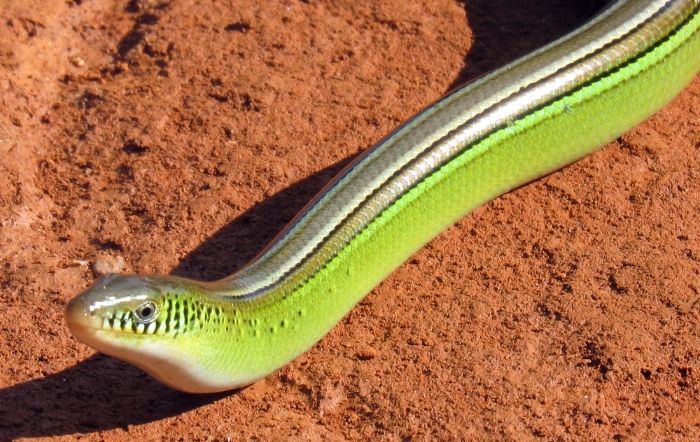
[219,0,697,300]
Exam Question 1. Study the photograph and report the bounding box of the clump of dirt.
[1,0,698,440]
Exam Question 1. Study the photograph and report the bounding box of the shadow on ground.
[0,355,229,439]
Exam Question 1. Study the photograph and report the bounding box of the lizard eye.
[134,301,157,323]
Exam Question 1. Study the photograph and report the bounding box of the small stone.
[69,56,86,67]
[115,61,129,73]
[92,254,126,275]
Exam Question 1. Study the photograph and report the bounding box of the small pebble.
[92,254,126,275]
[69,56,86,67]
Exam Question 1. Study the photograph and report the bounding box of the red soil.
[1,0,698,440]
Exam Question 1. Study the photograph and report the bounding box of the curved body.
[66,0,700,393]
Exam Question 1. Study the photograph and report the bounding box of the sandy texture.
[1,0,699,440]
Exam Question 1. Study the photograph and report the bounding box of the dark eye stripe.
[101,296,226,336]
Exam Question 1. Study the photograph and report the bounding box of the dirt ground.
[1,0,698,440]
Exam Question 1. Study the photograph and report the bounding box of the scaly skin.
[66,1,700,393]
